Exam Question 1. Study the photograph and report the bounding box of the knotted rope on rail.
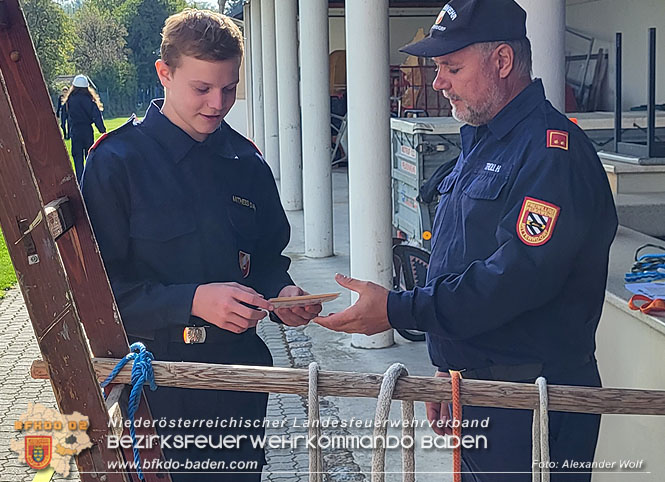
[100,342,158,481]
[307,362,415,482]
[449,372,552,482]
[371,363,415,482]
[450,370,463,482]
[532,376,551,482]
[308,362,324,482]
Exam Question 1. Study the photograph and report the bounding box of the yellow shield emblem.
[25,435,52,470]
[516,197,560,246]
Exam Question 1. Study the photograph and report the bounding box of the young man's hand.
[192,282,273,334]
[425,370,454,436]
[274,285,322,327]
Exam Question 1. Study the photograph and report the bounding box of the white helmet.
[72,74,89,88]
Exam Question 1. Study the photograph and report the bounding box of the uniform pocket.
[463,170,510,200]
[130,208,196,241]
[129,207,197,280]
[227,203,260,240]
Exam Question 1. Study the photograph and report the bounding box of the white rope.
[308,362,323,482]
[401,389,416,482]
[371,363,415,482]
[532,376,551,482]
[307,362,415,482]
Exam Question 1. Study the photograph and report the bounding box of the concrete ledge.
[602,157,665,194]
[614,192,665,237]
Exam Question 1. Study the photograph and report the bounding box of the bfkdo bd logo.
[24,435,52,470]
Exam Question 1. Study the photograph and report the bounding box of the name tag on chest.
[484,162,502,173]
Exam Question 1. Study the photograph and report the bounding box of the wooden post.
[0,1,170,480]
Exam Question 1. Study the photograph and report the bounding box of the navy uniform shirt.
[66,92,105,135]
[388,80,618,372]
[81,99,293,338]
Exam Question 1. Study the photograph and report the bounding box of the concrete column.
[243,1,254,139]
[346,0,394,349]
[299,0,333,257]
[261,0,280,178]
[250,0,265,153]
[517,0,566,112]
[275,0,303,211]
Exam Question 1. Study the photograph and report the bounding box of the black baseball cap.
[400,0,527,58]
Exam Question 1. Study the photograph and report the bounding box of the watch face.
[183,327,206,344]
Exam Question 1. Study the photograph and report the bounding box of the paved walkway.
[0,168,451,481]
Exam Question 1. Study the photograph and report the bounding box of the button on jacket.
[81,99,293,338]
[388,80,618,372]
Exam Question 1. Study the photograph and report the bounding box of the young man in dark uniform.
[316,0,618,480]
[81,9,320,481]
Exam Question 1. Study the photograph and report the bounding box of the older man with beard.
[316,0,618,480]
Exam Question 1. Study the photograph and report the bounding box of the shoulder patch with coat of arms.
[516,197,560,246]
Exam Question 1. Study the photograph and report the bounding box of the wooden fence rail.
[32,359,665,416]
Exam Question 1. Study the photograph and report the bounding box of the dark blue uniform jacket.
[66,91,105,137]
[81,100,293,338]
[388,80,618,373]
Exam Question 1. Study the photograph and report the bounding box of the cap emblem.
[433,3,457,31]
[443,4,458,21]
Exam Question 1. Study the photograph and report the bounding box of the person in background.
[55,86,69,139]
[63,74,106,182]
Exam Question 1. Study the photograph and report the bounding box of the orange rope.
[450,370,463,482]
[628,294,665,314]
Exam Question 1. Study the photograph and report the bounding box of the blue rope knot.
[101,342,158,480]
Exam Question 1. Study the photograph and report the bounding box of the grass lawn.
[62,116,133,161]
[0,115,132,299]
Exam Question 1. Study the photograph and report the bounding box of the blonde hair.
[62,86,104,111]
[160,8,243,69]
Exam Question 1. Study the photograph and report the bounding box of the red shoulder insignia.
[247,137,263,157]
[87,114,136,154]
[546,129,568,150]
[89,132,108,152]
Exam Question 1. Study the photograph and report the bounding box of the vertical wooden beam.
[0,1,170,480]
[0,71,129,482]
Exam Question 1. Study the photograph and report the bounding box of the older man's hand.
[314,274,392,335]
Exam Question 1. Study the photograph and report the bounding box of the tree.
[22,0,74,89]
[116,0,187,92]
[73,3,137,114]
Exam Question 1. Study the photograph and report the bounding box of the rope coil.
[625,243,665,282]
[100,342,158,481]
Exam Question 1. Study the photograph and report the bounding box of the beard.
[447,80,504,126]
